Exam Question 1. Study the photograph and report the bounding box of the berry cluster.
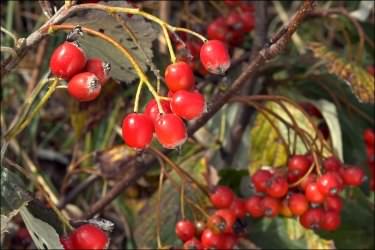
[207,2,255,46]
[122,40,230,150]
[364,129,375,190]
[60,224,108,250]
[50,41,111,102]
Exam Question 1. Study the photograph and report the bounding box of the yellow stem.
[168,26,207,43]
[161,23,176,63]
[133,80,143,113]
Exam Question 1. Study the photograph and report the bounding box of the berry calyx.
[251,169,273,193]
[200,40,230,74]
[176,220,196,242]
[207,214,227,234]
[50,41,87,80]
[288,193,309,216]
[122,113,154,149]
[144,99,172,124]
[299,208,323,229]
[70,224,108,250]
[245,195,264,218]
[84,58,111,85]
[266,176,289,198]
[210,186,235,209]
[67,72,101,102]
[165,61,195,92]
[320,210,341,231]
[170,90,206,120]
[154,113,187,149]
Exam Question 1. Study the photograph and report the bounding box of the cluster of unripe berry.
[60,224,108,250]
[207,2,255,46]
[121,39,230,150]
[364,129,375,190]
[50,41,110,102]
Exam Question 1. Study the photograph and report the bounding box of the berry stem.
[133,80,143,113]
[156,166,165,249]
[161,23,176,63]
[169,26,208,43]
[180,184,185,220]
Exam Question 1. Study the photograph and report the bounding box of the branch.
[81,0,315,219]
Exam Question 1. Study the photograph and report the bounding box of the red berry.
[320,210,341,231]
[340,166,365,186]
[201,229,225,249]
[183,238,203,250]
[207,214,227,234]
[299,173,317,191]
[299,208,323,229]
[214,209,237,234]
[324,195,343,213]
[200,40,230,74]
[222,233,238,249]
[239,7,255,33]
[251,169,273,193]
[261,196,281,218]
[305,182,325,204]
[165,61,195,92]
[323,156,342,172]
[207,17,229,42]
[154,113,187,149]
[305,153,314,167]
[210,186,235,209]
[84,58,111,85]
[225,12,245,45]
[170,90,205,120]
[364,129,375,146]
[288,155,311,176]
[67,72,101,102]
[144,99,172,124]
[230,198,246,219]
[245,195,264,218]
[122,113,154,149]
[60,236,74,250]
[266,176,289,198]
[50,42,87,80]
[288,193,309,216]
[70,224,108,250]
[317,172,342,195]
[176,220,196,242]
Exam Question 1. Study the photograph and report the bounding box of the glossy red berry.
[84,58,111,85]
[144,99,171,124]
[251,169,273,193]
[183,238,203,250]
[122,113,154,149]
[60,236,74,250]
[317,172,342,195]
[67,72,101,102]
[299,173,317,191]
[230,198,246,219]
[200,40,230,74]
[210,186,235,209]
[201,229,225,249]
[288,155,311,176]
[299,208,323,229]
[214,209,236,234]
[225,12,245,45]
[207,214,227,234]
[288,193,309,216]
[176,220,196,242]
[340,166,365,186]
[261,196,281,218]
[364,129,375,146]
[154,113,187,149]
[238,5,255,33]
[245,195,264,218]
[305,182,325,204]
[320,211,341,231]
[165,61,195,92]
[324,195,343,213]
[170,90,205,120]
[266,176,289,198]
[323,156,342,172]
[70,224,108,250]
[222,233,238,249]
[50,42,87,80]
[207,17,229,42]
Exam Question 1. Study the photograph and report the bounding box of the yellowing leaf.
[308,42,375,103]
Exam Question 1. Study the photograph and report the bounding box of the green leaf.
[308,42,375,103]
[64,1,158,83]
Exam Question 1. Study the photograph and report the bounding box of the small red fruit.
[238,5,255,33]
[122,113,154,149]
[214,209,237,234]
[165,61,195,92]
[170,90,205,120]
[67,72,101,102]
[207,17,229,42]
[176,220,196,242]
[144,99,172,124]
[201,229,225,249]
[60,236,74,250]
[305,182,325,204]
[340,166,365,186]
[323,156,342,172]
[288,193,309,216]
[299,173,317,191]
[183,238,203,250]
[261,196,281,218]
[207,214,227,234]
[210,186,235,209]
[230,198,247,219]
[299,208,324,229]
[266,176,289,198]
[364,129,375,146]
[200,40,231,74]
[222,233,238,249]
[251,169,273,193]
[324,195,343,213]
[245,195,264,218]
[84,58,111,85]
[50,42,87,80]
[317,172,342,195]
[70,224,108,250]
[288,155,311,176]
[320,211,341,231]
[154,113,187,149]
